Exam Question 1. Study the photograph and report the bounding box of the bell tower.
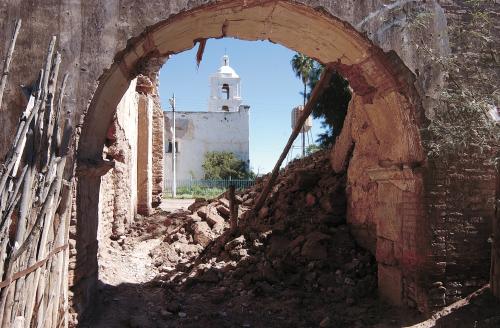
[208,55,242,112]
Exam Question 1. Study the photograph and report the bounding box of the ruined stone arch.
[1,0,497,325]
[68,0,442,319]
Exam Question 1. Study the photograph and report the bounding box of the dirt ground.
[160,199,197,212]
[81,211,422,328]
[80,209,500,328]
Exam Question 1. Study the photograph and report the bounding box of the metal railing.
[164,179,255,193]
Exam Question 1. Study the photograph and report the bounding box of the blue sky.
[158,38,324,174]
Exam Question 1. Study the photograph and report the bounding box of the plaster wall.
[164,106,250,181]
[208,75,242,112]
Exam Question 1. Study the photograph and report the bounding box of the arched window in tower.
[222,83,230,100]
[222,105,229,111]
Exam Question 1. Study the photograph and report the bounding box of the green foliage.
[202,151,253,179]
[308,65,352,147]
[306,144,321,155]
[291,53,352,148]
[416,1,499,158]
[165,186,226,199]
[291,53,314,87]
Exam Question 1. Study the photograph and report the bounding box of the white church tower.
[208,55,242,112]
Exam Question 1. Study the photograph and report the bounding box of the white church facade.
[164,55,250,181]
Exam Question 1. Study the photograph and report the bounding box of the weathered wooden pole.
[0,19,21,112]
[252,66,334,216]
[229,185,238,231]
[0,31,73,327]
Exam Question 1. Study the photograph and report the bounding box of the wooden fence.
[0,20,73,328]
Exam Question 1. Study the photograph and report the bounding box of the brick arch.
[74,0,427,318]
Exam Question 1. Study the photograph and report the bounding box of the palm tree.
[291,53,314,157]
[291,53,314,107]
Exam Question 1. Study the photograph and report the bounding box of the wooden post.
[0,33,73,327]
[12,316,24,328]
[229,185,237,231]
[0,19,21,112]
[252,66,334,216]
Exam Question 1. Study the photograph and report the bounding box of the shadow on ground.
[80,220,425,328]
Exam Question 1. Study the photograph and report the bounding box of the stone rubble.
[87,150,500,327]
[121,150,422,327]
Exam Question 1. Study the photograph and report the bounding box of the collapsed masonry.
[87,151,406,327]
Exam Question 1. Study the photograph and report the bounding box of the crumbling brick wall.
[332,91,428,310]
[136,93,153,215]
[99,79,139,238]
[151,100,164,207]
[493,161,500,297]
[421,0,500,308]
[423,153,496,308]
[136,69,165,210]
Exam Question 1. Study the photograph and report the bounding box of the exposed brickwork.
[151,100,164,207]
[423,152,496,308]
[420,0,500,309]
[102,124,135,237]
[493,161,500,297]
[136,93,153,216]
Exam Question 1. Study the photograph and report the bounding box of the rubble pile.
[87,150,498,328]
[138,150,410,327]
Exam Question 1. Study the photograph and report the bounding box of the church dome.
[216,55,239,78]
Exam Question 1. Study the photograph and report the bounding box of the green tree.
[306,143,321,155]
[291,53,352,147]
[291,53,314,107]
[308,64,352,147]
[202,151,253,179]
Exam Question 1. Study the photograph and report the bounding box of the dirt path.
[83,221,166,327]
[99,238,162,286]
[160,198,196,212]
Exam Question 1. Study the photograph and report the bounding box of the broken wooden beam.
[196,39,207,68]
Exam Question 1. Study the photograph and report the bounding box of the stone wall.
[99,78,139,238]
[331,92,427,310]
[423,152,496,308]
[422,0,500,309]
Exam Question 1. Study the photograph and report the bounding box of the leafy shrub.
[202,151,254,179]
